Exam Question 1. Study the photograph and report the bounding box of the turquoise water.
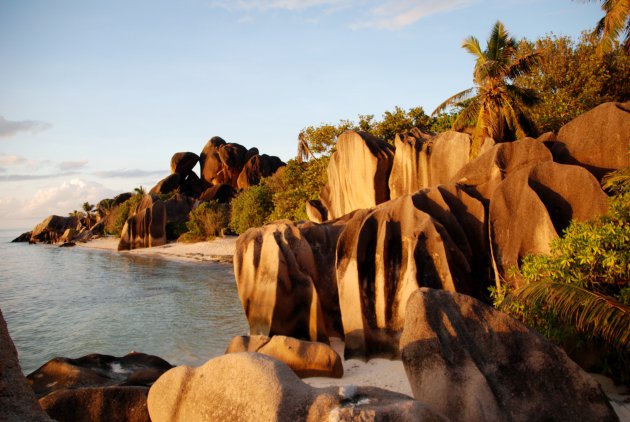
[0,229,248,375]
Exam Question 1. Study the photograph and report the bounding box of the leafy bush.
[179,201,229,242]
[494,169,630,382]
[104,194,143,237]
[229,184,274,235]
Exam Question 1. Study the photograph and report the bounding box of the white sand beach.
[76,236,237,264]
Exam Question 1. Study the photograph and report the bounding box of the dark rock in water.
[11,231,32,242]
[489,161,608,288]
[170,152,199,176]
[30,215,79,244]
[59,242,75,247]
[27,352,172,399]
[148,353,447,422]
[39,386,150,422]
[225,335,343,378]
[322,130,395,219]
[118,195,167,251]
[400,288,618,422]
[553,101,630,180]
[199,183,235,203]
[149,173,181,196]
[0,309,52,421]
[234,220,328,343]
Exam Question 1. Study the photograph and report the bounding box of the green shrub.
[166,221,188,240]
[104,194,143,237]
[179,200,229,242]
[229,184,274,235]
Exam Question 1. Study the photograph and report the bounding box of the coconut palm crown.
[590,0,630,54]
[432,21,539,157]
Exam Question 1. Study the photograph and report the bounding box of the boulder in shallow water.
[0,309,52,421]
[148,353,447,422]
[400,288,618,422]
[30,215,79,244]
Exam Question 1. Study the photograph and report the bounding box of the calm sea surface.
[0,229,248,375]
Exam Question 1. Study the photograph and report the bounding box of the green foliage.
[433,21,540,156]
[515,32,630,132]
[266,157,329,221]
[495,176,630,382]
[104,193,143,237]
[165,221,188,241]
[180,201,229,242]
[229,184,274,235]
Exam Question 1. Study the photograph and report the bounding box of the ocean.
[0,229,248,375]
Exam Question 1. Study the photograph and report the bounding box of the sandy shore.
[76,236,237,264]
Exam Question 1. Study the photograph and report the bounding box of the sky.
[0,0,603,230]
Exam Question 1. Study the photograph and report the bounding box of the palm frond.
[509,281,630,348]
[431,87,476,116]
[596,0,630,54]
[452,97,481,130]
[507,51,541,80]
[462,36,485,61]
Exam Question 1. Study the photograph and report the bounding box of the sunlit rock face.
[335,187,485,360]
[321,130,395,220]
[553,101,630,180]
[169,151,199,176]
[400,288,618,422]
[118,195,167,251]
[233,220,328,343]
[237,154,285,190]
[29,215,79,244]
[489,160,608,289]
[148,353,448,422]
[388,128,433,200]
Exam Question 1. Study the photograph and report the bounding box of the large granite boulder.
[237,154,285,190]
[199,183,236,204]
[389,128,433,199]
[118,195,167,251]
[451,137,553,204]
[336,189,480,359]
[0,309,52,421]
[30,215,79,244]
[305,199,328,223]
[179,171,204,197]
[489,161,608,288]
[11,231,32,242]
[170,152,199,176]
[400,288,618,422]
[225,335,343,378]
[321,130,394,219]
[234,221,328,342]
[149,173,181,196]
[163,193,194,225]
[38,386,150,422]
[148,353,447,422]
[429,131,474,186]
[27,352,173,399]
[218,142,249,186]
[199,136,226,187]
[553,101,630,180]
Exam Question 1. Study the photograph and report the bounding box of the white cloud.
[0,116,52,138]
[0,179,117,229]
[352,0,477,30]
[0,153,28,166]
[58,160,88,171]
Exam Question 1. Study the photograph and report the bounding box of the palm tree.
[588,0,630,54]
[82,202,95,227]
[134,186,146,196]
[432,21,539,158]
[297,132,314,164]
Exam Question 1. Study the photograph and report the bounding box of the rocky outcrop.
[400,288,618,422]
[27,352,173,399]
[234,221,328,342]
[0,309,52,421]
[38,386,150,422]
[321,130,395,219]
[12,231,32,242]
[170,152,199,176]
[489,161,608,287]
[553,101,630,180]
[237,154,285,190]
[389,128,433,200]
[430,131,475,186]
[199,183,236,203]
[118,195,167,251]
[225,335,343,378]
[30,215,79,244]
[305,199,328,223]
[199,136,227,187]
[148,353,447,422]
[149,174,180,195]
[336,188,483,359]
[163,193,194,226]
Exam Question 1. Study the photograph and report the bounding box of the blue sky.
[0,0,603,230]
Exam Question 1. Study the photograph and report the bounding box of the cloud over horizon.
[212,0,477,29]
[93,169,165,178]
[58,160,89,171]
[0,116,52,138]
